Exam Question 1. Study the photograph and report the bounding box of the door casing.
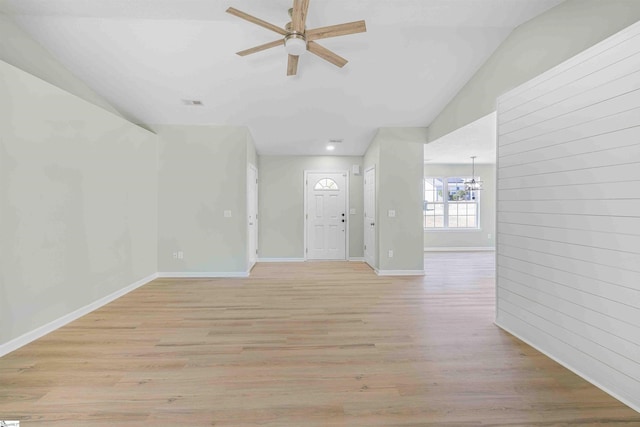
[303,170,349,261]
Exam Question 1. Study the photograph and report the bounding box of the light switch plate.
[388,210,396,217]
[350,208,356,215]
[224,210,232,218]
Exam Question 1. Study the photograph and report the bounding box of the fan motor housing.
[284,32,307,55]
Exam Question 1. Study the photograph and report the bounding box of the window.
[424,177,479,229]
[314,178,339,190]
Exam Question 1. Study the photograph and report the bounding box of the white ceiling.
[424,111,496,164]
[1,0,563,155]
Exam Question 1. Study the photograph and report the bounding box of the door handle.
[341,219,345,223]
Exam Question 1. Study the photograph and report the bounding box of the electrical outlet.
[173,252,178,259]
[224,210,232,218]
[388,250,394,258]
[178,251,184,259]
[388,210,396,217]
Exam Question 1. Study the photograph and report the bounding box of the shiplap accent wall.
[495,21,640,411]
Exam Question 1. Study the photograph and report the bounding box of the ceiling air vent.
[182,99,203,106]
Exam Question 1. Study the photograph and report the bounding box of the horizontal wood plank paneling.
[499,27,640,110]
[497,222,640,251]
[499,289,640,379]
[498,232,640,273]
[497,20,640,412]
[497,211,640,235]
[500,52,640,123]
[497,162,640,190]
[500,89,640,146]
[498,107,640,157]
[497,308,640,403]
[500,70,640,135]
[498,181,640,201]
[498,267,640,343]
[499,125,640,168]
[498,244,640,296]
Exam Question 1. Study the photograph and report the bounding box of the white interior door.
[364,166,376,268]
[306,172,347,260]
[247,165,258,270]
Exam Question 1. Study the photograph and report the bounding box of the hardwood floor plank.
[1,253,638,425]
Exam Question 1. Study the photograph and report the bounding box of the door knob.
[371,222,375,226]
[342,219,345,223]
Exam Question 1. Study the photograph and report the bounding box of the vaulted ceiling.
[1,0,563,155]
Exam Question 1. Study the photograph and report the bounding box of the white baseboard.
[375,269,425,276]
[349,257,364,262]
[257,258,305,262]
[157,271,249,278]
[495,320,640,414]
[0,272,158,358]
[424,246,495,252]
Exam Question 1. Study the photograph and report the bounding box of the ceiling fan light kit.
[284,33,307,56]
[226,0,366,76]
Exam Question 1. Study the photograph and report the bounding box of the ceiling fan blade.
[287,55,299,76]
[236,39,284,56]
[226,7,287,36]
[307,41,347,68]
[306,20,367,41]
[292,0,310,33]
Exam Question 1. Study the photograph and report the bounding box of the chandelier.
[464,156,483,191]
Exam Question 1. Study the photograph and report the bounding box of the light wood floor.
[1,253,639,426]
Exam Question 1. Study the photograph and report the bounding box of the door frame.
[247,164,258,271]
[363,165,376,268]
[303,170,350,261]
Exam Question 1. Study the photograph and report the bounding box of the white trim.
[424,246,495,252]
[0,273,158,358]
[247,164,259,271]
[363,165,376,268]
[157,271,249,278]
[348,257,364,262]
[495,321,640,414]
[375,269,425,276]
[256,258,305,263]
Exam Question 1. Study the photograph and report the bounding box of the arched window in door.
[314,178,339,191]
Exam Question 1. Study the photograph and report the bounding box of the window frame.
[424,176,480,231]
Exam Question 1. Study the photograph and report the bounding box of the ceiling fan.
[226,0,366,76]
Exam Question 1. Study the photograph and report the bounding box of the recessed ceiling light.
[182,99,203,106]
[326,145,336,151]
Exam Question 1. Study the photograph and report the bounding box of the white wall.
[495,21,640,412]
[156,125,253,275]
[0,14,123,118]
[429,0,640,141]
[0,60,158,349]
[423,163,496,250]
[258,156,364,260]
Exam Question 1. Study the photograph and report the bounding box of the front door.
[306,172,347,260]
